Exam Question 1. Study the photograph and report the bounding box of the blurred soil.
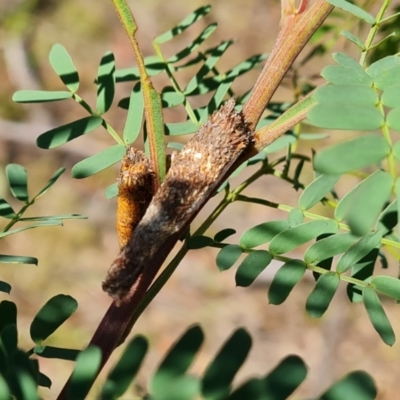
[1,1,399,399]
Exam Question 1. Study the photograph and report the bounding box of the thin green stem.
[359,0,392,67]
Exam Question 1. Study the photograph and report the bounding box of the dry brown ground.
[1,1,400,399]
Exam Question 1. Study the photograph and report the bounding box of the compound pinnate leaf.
[6,164,28,202]
[319,371,376,400]
[313,135,390,175]
[101,335,148,399]
[366,55,400,90]
[327,0,375,24]
[67,346,101,400]
[263,355,307,400]
[305,232,359,264]
[37,116,103,149]
[71,144,125,179]
[306,272,340,318]
[154,5,211,44]
[0,300,17,333]
[186,236,214,249]
[381,84,400,108]
[371,276,400,301]
[386,107,400,132]
[363,287,395,346]
[202,328,251,400]
[240,221,289,249]
[269,219,338,255]
[216,245,243,271]
[0,255,38,265]
[151,325,204,395]
[96,51,116,115]
[299,174,340,210]
[235,250,272,287]
[336,231,382,274]
[321,65,372,86]
[49,44,79,92]
[346,170,393,236]
[12,90,72,103]
[268,260,306,305]
[0,196,16,219]
[214,229,236,243]
[34,346,80,361]
[30,295,78,344]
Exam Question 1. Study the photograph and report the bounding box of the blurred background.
[1,0,400,399]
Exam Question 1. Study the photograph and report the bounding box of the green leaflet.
[96,51,116,115]
[299,174,340,210]
[269,219,338,255]
[314,135,390,175]
[240,220,290,249]
[306,272,340,318]
[12,90,72,103]
[363,287,395,346]
[216,245,243,271]
[235,250,272,287]
[6,164,28,202]
[371,275,400,301]
[268,260,306,305]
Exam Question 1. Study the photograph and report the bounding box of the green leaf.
[376,199,397,235]
[381,84,400,108]
[0,255,38,265]
[33,167,66,200]
[363,287,395,346]
[152,376,200,400]
[71,144,125,179]
[227,378,265,400]
[262,355,307,400]
[313,84,378,106]
[49,44,80,92]
[0,374,11,400]
[346,170,393,236]
[288,208,304,227]
[12,90,73,103]
[38,373,52,389]
[115,55,165,82]
[0,221,63,239]
[14,371,40,400]
[120,83,144,142]
[154,5,211,44]
[167,24,218,64]
[0,196,16,218]
[320,65,372,85]
[0,300,17,334]
[151,325,204,396]
[366,55,400,90]
[0,281,11,294]
[37,116,103,149]
[305,232,359,264]
[186,236,214,250]
[30,294,78,344]
[319,370,376,400]
[101,335,148,399]
[6,164,28,202]
[18,214,85,222]
[336,231,382,274]
[67,346,101,400]
[96,52,115,115]
[264,134,297,154]
[235,250,272,287]
[165,121,199,136]
[214,229,236,243]
[299,174,340,210]
[326,0,375,24]
[33,346,80,361]
[313,135,390,175]
[371,275,400,301]
[396,178,400,238]
[340,30,366,50]
[161,87,185,108]
[386,107,400,132]
[268,260,306,305]
[333,52,363,68]
[269,220,338,255]
[308,103,383,130]
[306,272,340,318]
[239,221,289,249]
[1,324,18,355]
[105,182,118,200]
[216,245,243,271]
[202,328,251,400]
